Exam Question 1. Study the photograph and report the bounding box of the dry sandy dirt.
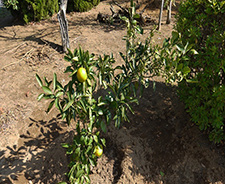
[1,0,225,184]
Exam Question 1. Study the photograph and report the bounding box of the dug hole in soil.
[1,0,225,183]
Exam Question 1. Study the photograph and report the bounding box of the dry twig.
[3,43,27,55]
[1,48,34,70]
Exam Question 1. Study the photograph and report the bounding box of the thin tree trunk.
[58,0,70,52]
[166,0,172,24]
[157,0,164,30]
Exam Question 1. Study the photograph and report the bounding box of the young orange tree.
[36,0,196,183]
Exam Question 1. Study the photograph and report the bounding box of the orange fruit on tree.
[77,67,87,82]
[94,145,103,157]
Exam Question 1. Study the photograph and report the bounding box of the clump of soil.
[1,0,225,184]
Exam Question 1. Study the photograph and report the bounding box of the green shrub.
[3,0,100,23]
[67,0,100,12]
[3,0,59,23]
[176,0,225,143]
[2,0,19,10]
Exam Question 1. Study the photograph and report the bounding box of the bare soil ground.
[1,0,225,184]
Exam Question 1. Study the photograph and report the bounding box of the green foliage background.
[67,0,100,13]
[3,0,59,23]
[3,0,100,23]
[176,0,225,143]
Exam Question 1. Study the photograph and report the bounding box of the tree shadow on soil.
[0,116,72,184]
[0,19,63,53]
[105,81,225,184]
[1,82,225,184]
[24,34,63,53]
[21,24,63,53]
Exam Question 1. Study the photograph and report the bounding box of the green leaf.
[57,81,64,91]
[97,102,107,106]
[57,182,67,184]
[133,14,140,19]
[37,93,44,101]
[56,91,64,97]
[186,79,198,83]
[84,175,90,183]
[86,145,92,154]
[64,100,74,111]
[190,49,198,55]
[88,137,93,145]
[61,143,70,148]
[98,109,103,115]
[36,74,43,87]
[96,131,100,136]
[66,148,73,155]
[89,158,96,166]
[85,164,90,175]
[42,86,52,94]
[64,66,73,73]
[126,103,134,114]
[160,171,165,177]
[62,112,67,120]
[105,110,111,124]
[75,169,84,178]
[120,16,128,21]
[84,136,88,145]
[53,73,57,91]
[75,147,81,154]
[44,77,51,87]
[64,56,71,62]
[100,121,107,133]
[47,100,55,113]
[67,48,74,58]
[175,44,184,53]
[87,79,92,86]
[171,31,179,42]
[80,176,84,184]
[177,63,184,71]
[93,135,98,143]
[136,26,143,34]
[182,66,191,75]
[101,138,106,147]
[153,81,156,91]
[69,68,77,77]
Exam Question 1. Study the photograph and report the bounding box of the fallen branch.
[1,48,34,70]
[3,43,27,55]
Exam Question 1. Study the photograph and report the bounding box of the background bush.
[67,0,100,13]
[3,0,100,23]
[176,0,225,143]
[3,0,59,23]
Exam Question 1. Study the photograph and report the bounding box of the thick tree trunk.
[157,0,164,30]
[58,0,70,52]
[166,0,172,24]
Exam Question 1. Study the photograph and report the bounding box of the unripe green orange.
[77,67,87,82]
